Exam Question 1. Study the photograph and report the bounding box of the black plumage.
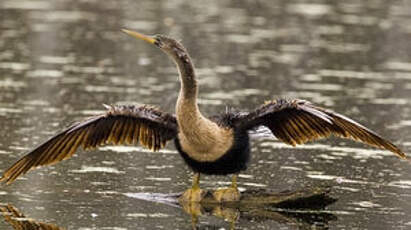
[175,123,250,175]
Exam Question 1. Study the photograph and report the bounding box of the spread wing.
[236,99,406,159]
[1,104,178,184]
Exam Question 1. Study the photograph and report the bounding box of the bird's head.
[122,29,188,62]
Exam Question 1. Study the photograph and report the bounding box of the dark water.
[1,0,411,229]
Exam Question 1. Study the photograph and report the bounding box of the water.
[1,0,411,229]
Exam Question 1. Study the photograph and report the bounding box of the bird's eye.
[153,38,163,48]
[154,40,161,47]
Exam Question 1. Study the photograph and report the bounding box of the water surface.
[1,0,411,229]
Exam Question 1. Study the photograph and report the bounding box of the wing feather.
[238,99,406,159]
[1,105,178,184]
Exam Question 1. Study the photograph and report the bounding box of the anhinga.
[1,29,407,202]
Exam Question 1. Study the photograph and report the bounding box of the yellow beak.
[121,29,156,44]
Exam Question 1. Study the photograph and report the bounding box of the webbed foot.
[179,172,205,203]
[213,187,240,202]
[179,187,206,203]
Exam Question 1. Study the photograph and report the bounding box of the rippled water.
[1,0,411,229]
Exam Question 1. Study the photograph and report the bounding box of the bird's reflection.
[186,204,337,230]
[0,204,64,230]
[126,187,337,230]
[1,187,336,230]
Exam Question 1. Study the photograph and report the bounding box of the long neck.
[173,51,199,116]
[171,48,234,161]
[176,53,198,104]
[173,50,207,137]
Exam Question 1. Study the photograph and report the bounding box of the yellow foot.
[213,187,241,202]
[179,188,205,203]
[179,188,206,221]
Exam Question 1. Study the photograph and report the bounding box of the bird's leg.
[179,172,205,203]
[180,173,205,227]
[213,175,241,202]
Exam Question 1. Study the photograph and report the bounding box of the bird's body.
[175,116,250,175]
[1,30,407,202]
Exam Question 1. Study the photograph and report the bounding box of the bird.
[0,29,407,202]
